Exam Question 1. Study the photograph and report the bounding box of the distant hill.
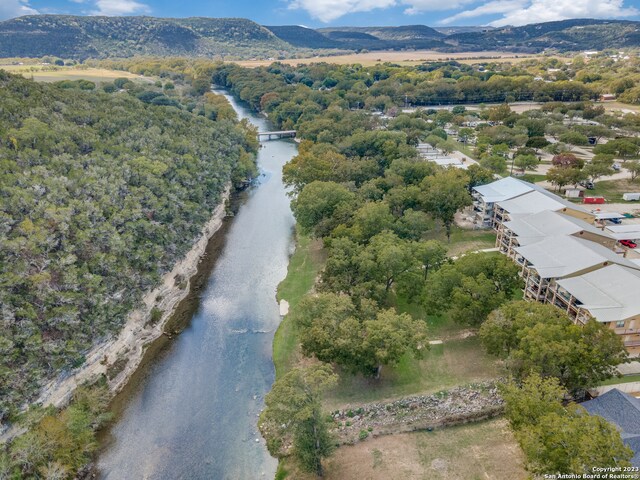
[445,19,640,52]
[316,25,446,50]
[2,16,640,59]
[434,26,495,35]
[0,15,292,59]
[264,25,344,49]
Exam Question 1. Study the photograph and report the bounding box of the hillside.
[0,71,257,420]
[317,25,447,50]
[446,19,640,52]
[0,15,293,59]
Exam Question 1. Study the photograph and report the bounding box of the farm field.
[236,50,545,67]
[0,64,148,83]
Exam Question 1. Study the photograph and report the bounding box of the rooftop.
[496,190,587,217]
[582,389,640,467]
[503,210,608,246]
[515,235,640,279]
[472,177,534,203]
[556,265,640,323]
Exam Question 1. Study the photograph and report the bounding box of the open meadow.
[0,64,149,83]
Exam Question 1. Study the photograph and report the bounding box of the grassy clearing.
[600,374,640,386]
[590,178,640,203]
[323,336,502,410]
[0,65,147,83]
[319,418,526,480]
[424,225,497,256]
[273,229,325,377]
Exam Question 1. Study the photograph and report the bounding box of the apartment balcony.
[624,340,640,348]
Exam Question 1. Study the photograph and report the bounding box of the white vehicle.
[623,193,640,201]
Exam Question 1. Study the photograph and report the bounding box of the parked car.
[579,181,595,189]
[613,163,621,171]
[620,239,638,248]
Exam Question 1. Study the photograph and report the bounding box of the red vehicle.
[620,239,638,249]
[583,197,606,204]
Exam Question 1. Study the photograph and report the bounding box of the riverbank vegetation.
[212,61,630,476]
[0,70,258,432]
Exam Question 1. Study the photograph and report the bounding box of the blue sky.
[2,0,640,27]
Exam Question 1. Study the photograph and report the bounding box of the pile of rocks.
[332,381,504,444]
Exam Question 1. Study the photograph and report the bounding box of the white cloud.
[0,0,38,20]
[442,0,639,26]
[287,0,396,23]
[402,0,476,15]
[92,0,150,15]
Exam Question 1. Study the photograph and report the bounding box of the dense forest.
[0,15,298,60]
[0,70,257,423]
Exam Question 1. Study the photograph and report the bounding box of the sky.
[2,0,640,28]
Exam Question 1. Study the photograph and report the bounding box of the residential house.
[582,389,640,467]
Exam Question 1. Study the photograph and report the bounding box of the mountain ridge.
[1,15,640,59]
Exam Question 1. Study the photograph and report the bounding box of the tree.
[291,181,357,237]
[291,293,428,377]
[480,155,507,174]
[559,131,589,146]
[583,154,614,182]
[627,160,640,181]
[260,365,337,476]
[422,253,521,323]
[513,154,538,172]
[547,165,587,190]
[457,127,474,145]
[421,169,472,242]
[465,164,495,192]
[551,152,583,169]
[525,136,550,150]
[501,374,633,475]
[481,301,627,396]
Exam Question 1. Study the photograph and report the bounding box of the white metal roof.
[496,190,585,217]
[472,177,534,203]
[557,265,640,323]
[515,235,640,279]
[606,225,640,241]
[503,210,610,246]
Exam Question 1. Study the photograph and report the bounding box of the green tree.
[421,169,472,242]
[513,154,538,172]
[291,293,428,377]
[626,160,640,181]
[501,374,633,475]
[583,154,615,182]
[291,181,356,237]
[260,365,337,476]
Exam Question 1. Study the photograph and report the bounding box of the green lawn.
[600,374,640,386]
[423,226,496,256]
[273,229,325,377]
[589,178,640,203]
[323,336,502,410]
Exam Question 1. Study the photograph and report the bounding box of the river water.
[97,92,296,479]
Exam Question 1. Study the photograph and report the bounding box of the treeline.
[0,70,257,422]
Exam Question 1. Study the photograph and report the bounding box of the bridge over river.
[258,130,296,141]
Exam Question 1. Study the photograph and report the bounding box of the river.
[96,91,296,479]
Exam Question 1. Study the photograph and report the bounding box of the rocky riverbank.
[1,186,231,443]
[332,382,504,444]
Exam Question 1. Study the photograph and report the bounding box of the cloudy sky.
[1,0,639,27]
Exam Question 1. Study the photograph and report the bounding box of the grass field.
[273,229,325,377]
[0,65,148,84]
[323,336,502,410]
[423,226,497,256]
[236,50,546,68]
[590,178,640,203]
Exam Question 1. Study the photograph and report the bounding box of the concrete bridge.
[257,130,296,141]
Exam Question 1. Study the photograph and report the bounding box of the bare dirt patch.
[322,418,526,480]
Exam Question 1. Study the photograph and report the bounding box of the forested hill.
[0,15,292,59]
[446,19,640,52]
[3,16,640,58]
[0,71,256,420]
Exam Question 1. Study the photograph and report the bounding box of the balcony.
[624,340,640,348]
